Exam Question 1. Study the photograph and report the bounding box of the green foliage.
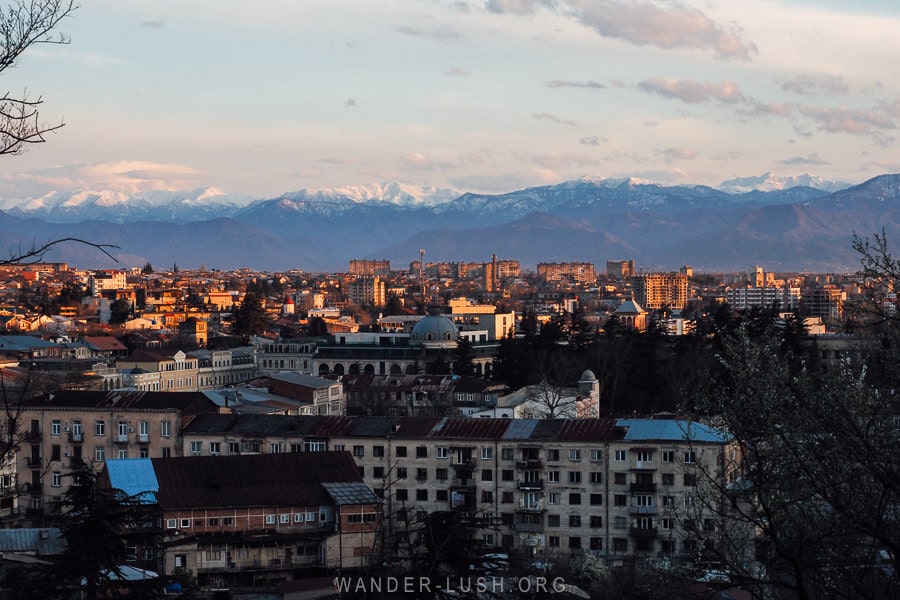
[141,262,153,274]
[109,298,132,324]
[230,290,269,343]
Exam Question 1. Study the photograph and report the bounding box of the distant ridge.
[0,173,894,273]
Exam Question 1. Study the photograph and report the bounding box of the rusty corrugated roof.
[152,451,366,510]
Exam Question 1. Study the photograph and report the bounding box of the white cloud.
[1,161,207,197]
[638,78,743,104]
[532,112,577,126]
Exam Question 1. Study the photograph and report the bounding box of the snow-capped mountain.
[279,182,460,207]
[1,188,254,223]
[717,172,851,194]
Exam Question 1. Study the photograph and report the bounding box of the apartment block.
[537,262,596,284]
[6,390,221,523]
[725,286,801,311]
[180,414,736,565]
[630,273,689,310]
[348,259,391,277]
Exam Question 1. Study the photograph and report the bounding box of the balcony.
[138,433,150,443]
[26,456,42,468]
[515,459,542,469]
[631,461,656,470]
[68,432,83,443]
[629,505,657,516]
[452,459,474,469]
[516,500,544,512]
[28,483,42,495]
[513,522,543,533]
[630,482,657,493]
[24,430,41,443]
[517,479,544,490]
[629,527,658,539]
[114,434,129,444]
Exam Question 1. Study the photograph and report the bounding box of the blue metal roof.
[615,418,730,443]
[105,458,159,504]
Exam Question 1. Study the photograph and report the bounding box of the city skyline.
[0,0,898,201]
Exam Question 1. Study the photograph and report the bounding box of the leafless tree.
[0,0,78,156]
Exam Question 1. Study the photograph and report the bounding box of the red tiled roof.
[83,335,128,351]
[152,451,364,510]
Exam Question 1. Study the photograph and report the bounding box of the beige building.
[181,414,737,565]
[448,297,515,341]
[116,349,200,392]
[5,390,220,524]
[537,262,596,284]
[348,276,386,307]
[630,273,689,310]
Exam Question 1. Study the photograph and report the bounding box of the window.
[662,450,674,463]
[547,449,560,461]
[294,513,303,523]
[547,492,559,505]
[396,467,407,479]
[161,447,170,458]
[72,420,82,436]
[568,537,582,549]
[684,474,697,486]
[590,472,602,484]
[51,471,61,487]
[353,445,365,457]
[228,442,240,455]
[614,494,627,507]
[209,442,221,455]
[548,514,560,527]
[590,493,603,506]
[568,493,581,505]
[481,491,493,503]
[190,441,202,455]
[481,469,493,482]
[161,421,171,438]
[416,446,428,458]
[166,519,177,529]
[118,421,128,438]
[396,489,408,501]
[95,420,105,436]
[590,449,602,462]
[684,495,695,508]
[481,447,493,460]
[547,470,560,483]
[397,446,408,457]
[568,471,582,484]
[569,449,581,462]
[139,421,149,436]
[140,447,149,458]
[704,518,715,531]
[569,515,581,527]
[209,517,219,526]
[548,536,560,547]
[661,518,674,530]
[636,450,653,462]
[51,445,61,461]
[416,468,427,481]
[663,495,675,508]
[501,448,514,460]
[306,512,316,522]
[265,515,276,525]
[280,514,290,524]
[304,440,326,452]
[95,446,105,462]
[51,420,61,436]
[636,494,654,507]
[614,450,626,462]
[223,517,233,526]
[590,515,603,528]
[180,519,191,528]
[436,489,448,502]
[270,442,283,453]
[417,489,428,501]
[614,516,627,528]
[117,449,128,459]
[613,538,628,553]
[501,491,514,504]
[501,469,514,481]
[662,473,675,486]
[590,537,603,550]
[684,451,696,464]
[436,447,448,459]
[174,553,186,567]
[205,549,222,561]
[436,468,448,480]
[614,472,626,485]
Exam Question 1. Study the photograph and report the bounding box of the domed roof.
[579,369,597,382]
[411,314,458,347]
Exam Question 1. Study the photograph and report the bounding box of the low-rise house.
[102,451,381,588]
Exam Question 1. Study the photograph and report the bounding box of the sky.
[0,0,898,201]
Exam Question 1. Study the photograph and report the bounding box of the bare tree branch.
[2,237,120,265]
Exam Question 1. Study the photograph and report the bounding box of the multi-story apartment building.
[448,297,516,341]
[88,270,128,296]
[537,262,596,284]
[348,259,391,277]
[180,414,736,566]
[116,349,200,392]
[103,451,381,588]
[725,285,801,311]
[192,347,257,389]
[256,337,319,376]
[802,285,845,321]
[630,273,689,310]
[348,276,386,307]
[5,390,221,523]
[606,260,635,280]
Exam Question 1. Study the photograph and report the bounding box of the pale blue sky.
[0,0,897,200]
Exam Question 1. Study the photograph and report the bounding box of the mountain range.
[1,172,897,274]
